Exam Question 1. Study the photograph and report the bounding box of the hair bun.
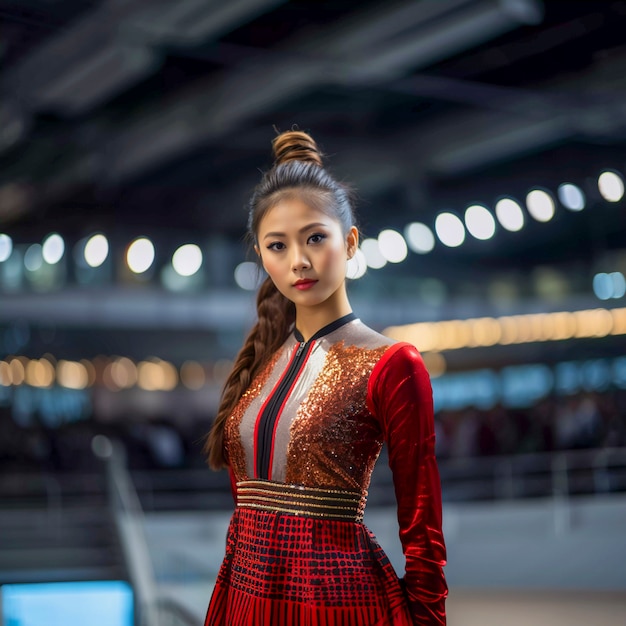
[272,130,323,167]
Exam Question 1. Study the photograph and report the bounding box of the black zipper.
[254,312,358,479]
[256,340,311,478]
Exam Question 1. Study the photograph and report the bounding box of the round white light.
[42,233,65,264]
[378,229,408,263]
[234,261,260,290]
[361,238,387,269]
[495,198,525,232]
[592,273,612,300]
[84,234,109,268]
[0,234,12,262]
[526,189,555,222]
[598,171,624,203]
[127,237,155,274]
[558,183,585,211]
[346,248,367,279]
[404,222,435,254]
[24,243,43,272]
[172,243,202,277]
[435,212,465,247]
[464,204,496,240]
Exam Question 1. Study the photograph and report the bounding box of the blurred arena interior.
[1,0,626,624]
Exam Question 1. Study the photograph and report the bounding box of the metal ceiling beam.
[3,0,289,117]
[102,0,543,181]
[325,0,543,79]
[406,48,626,176]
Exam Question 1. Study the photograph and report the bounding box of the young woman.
[204,130,447,625]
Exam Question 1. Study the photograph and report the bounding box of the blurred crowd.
[435,389,626,460]
[1,389,626,474]
[0,408,211,473]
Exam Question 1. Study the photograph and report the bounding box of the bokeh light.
[0,234,13,262]
[181,360,206,390]
[598,170,624,202]
[384,306,626,350]
[594,271,626,300]
[234,261,261,290]
[612,272,626,299]
[435,212,465,247]
[495,198,525,232]
[172,243,203,277]
[464,205,496,240]
[110,357,138,389]
[127,237,155,274]
[42,233,65,264]
[57,360,89,390]
[84,234,109,268]
[0,360,11,386]
[404,222,435,254]
[9,358,26,385]
[346,248,367,279]
[594,273,612,301]
[526,189,555,222]
[24,243,43,272]
[361,238,387,269]
[422,352,447,378]
[137,358,178,391]
[378,229,408,263]
[558,183,585,211]
[25,358,55,388]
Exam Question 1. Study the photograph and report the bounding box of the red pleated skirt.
[204,507,414,625]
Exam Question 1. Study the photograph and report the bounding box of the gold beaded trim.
[237,479,364,498]
[236,479,366,522]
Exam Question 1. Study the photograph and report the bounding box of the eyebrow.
[262,222,328,240]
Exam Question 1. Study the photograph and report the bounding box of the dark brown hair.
[204,130,355,469]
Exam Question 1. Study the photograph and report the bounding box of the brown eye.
[267,242,286,251]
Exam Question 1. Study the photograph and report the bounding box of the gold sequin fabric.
[227,319,395,493]
[224,349,282,481]
[286,341,389,491]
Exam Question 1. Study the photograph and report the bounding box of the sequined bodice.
[224,317,395,492]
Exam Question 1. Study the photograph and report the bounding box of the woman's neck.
[294,302,353,343]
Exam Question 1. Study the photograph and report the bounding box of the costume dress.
[205,313,447,625]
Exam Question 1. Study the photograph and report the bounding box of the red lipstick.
[293,279,318,290]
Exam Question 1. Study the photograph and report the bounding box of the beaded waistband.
[236,479,366,522]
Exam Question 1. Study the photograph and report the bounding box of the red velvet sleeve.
[367,342,448,625]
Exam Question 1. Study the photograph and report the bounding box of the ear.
[345,226,359,259]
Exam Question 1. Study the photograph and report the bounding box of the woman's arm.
[367,342,448,626]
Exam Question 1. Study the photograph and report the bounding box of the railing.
[92,435,203,626]
[93,435,161,626]
[3,446,625,516]
[435,446,626,502]
[434,446,626,535]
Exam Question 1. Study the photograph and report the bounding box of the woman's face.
[255,195,357,313]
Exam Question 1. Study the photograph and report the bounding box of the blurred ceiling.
[1,0,626,363]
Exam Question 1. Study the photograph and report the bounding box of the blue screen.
[1,580,134,626]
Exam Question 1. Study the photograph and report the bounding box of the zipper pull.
[295,341,306,357]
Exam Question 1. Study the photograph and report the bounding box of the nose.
[291,245,311,271]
